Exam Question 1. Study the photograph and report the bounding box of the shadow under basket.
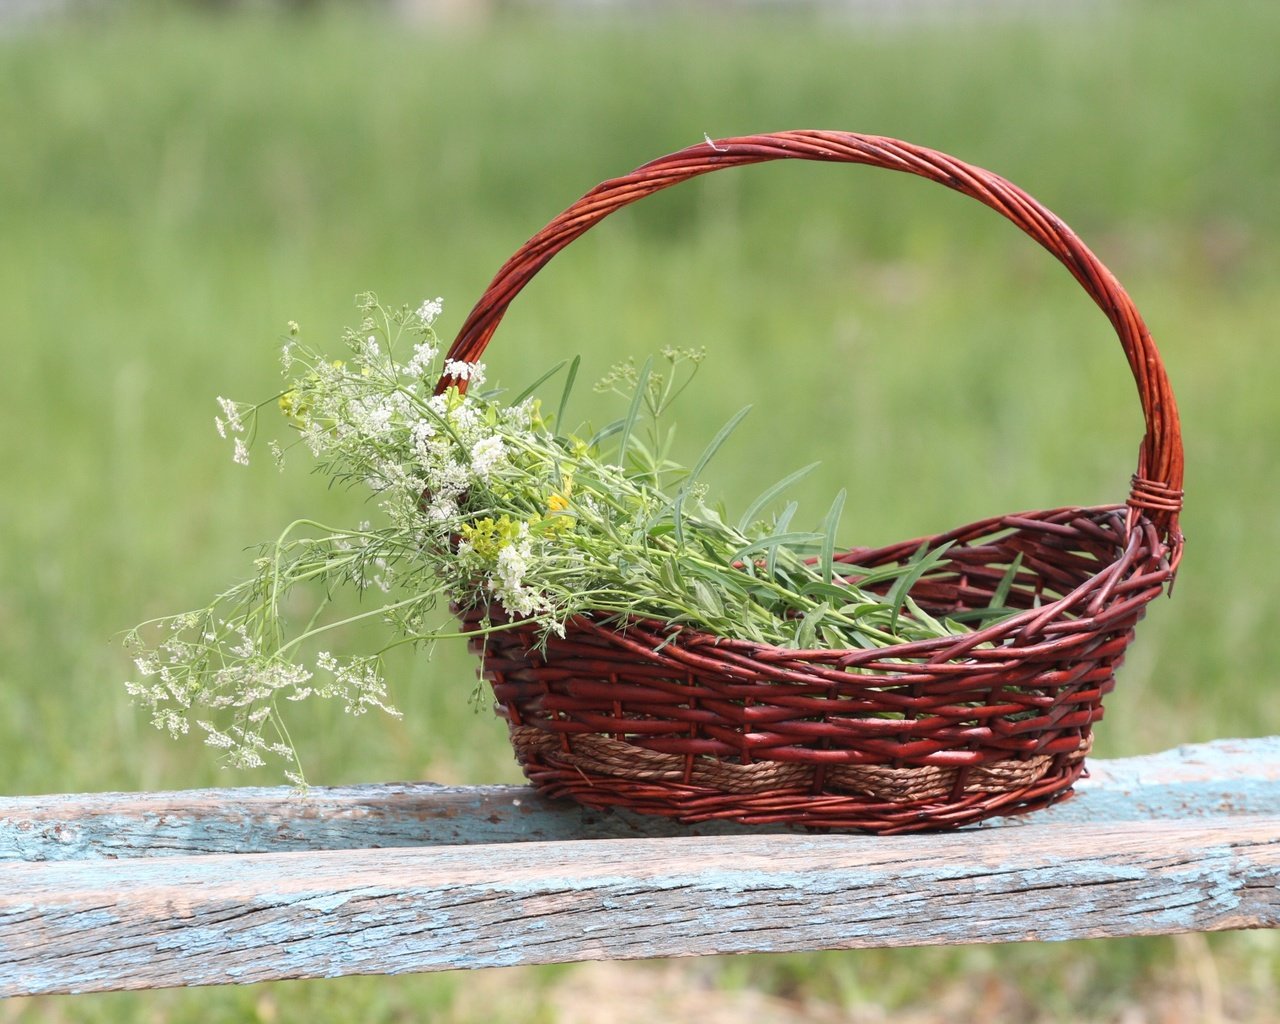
[438,131,1185,834]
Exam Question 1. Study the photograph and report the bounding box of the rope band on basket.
[1128,475,1185,513]
[510,725,1092,804]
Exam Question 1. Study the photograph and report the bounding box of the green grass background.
[2,2,1278,1019]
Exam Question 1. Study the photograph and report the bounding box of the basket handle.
[438,130,1183,544]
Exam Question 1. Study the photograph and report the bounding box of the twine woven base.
[510,725,1093,831]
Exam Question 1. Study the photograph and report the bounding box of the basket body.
[440,131,1184,833]
[463,506,1169,833]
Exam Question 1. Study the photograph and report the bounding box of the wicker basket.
[437,131,1184,834]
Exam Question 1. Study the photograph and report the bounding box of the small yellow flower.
[458,515,521,561]
[278,389,307,423]
[543,483,575,535]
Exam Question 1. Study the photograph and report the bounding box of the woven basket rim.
[460,503,1169,668]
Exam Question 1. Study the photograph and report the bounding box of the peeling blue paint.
[2,741,1278,997]
[4,738,1277,864]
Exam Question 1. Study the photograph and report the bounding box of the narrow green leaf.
[846,560,925,591]
[819,624,846,651]
[903,595,947,635]
[686,405,752,487]
[820,488,847,586]
[626,434,664,483]
[731,531,825,562]
[947,606,1016,625]
[774,500,799,533]
[554,354,581,429]
[886,541,955,635]
[588,420,623,448]
[658,557,684,594]
[839,601,893,618]
[766,501,801,577]
[616,356,653,463]
[737,461,821,533]
[512,359,568,405]
[849,629,879,651]
[801,580,858,604]
[793,602,828,649]
[692,579,725,619]
[989,551,1024,610]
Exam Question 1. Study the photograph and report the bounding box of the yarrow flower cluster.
[127,292,982,784]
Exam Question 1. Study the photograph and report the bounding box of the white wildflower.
[233,438,250,466]
[417,297,443,325]
[315,653,401,718]
[153,708,190,738]
[406,341,438,378]
[216,396,244,434]
[410,417,437,455]
[351,396,394,435]
[424,497,458,522]
[469,435,506,480]
[124,680,160,700]
[449,400,479,433]
[491,526,547,618]
[302,422,326,456]
[228,747,265,770]
[197,722,235,749]
[443,359,486,386]
[504,398,536,431]
[215,416,227,439]
[424,459,471,502]
[229,630,256,659]
[496,533,531,589]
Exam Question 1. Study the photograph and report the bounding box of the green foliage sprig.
[125,294,991,782]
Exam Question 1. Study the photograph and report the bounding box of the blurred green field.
[2,2,1279,1020]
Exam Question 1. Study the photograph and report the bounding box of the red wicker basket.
[438,130,1184,834]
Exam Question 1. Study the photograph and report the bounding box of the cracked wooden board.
[2,817,1277,996]
[1,738,1277,996]
[3,738,1278,862]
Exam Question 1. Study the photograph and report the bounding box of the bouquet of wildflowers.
[126,293,994,783]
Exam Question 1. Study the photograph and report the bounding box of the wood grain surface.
[1,738,1277,997]
[4,738,1277,862]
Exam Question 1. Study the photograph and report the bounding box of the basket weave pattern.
[439,131,1184,834]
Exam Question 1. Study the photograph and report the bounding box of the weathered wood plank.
[2,816,1277,996]
[3,738,1277,862]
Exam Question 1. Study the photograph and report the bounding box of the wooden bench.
[2,737,1277,998]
